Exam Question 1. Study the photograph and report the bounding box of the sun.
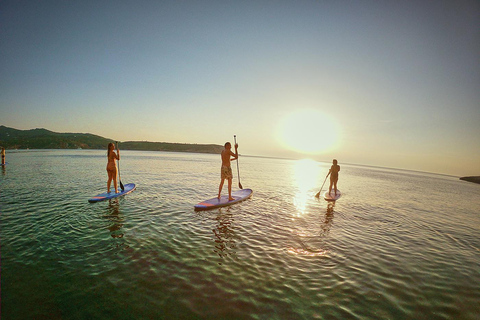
[277,109,340,154]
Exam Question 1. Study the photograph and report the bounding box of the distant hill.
[0,125,223,154]
[0,126,112,149]
[120,141,223,154]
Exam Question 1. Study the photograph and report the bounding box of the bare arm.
[230,144,238,161]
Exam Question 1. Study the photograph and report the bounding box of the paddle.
[116,142,125,191]
[234,135,243,189]
[315,172,330,198]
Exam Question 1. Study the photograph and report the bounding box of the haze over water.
[1,150,479,319]
[2,1,479,176]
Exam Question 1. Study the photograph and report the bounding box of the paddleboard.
[323,189,342,201]
[88,183,136,203]
[0,163,6,166]
[194,188,253,211]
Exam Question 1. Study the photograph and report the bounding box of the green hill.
[0,125,223,154]
[0,126,112,149]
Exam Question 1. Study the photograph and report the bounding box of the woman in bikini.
[106,143,120,193]
[328,159,340,196]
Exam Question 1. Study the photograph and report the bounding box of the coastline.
[459,176,480,185]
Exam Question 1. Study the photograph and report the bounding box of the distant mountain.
[0,125,223,154]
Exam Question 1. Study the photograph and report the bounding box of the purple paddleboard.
[194,188,253,211]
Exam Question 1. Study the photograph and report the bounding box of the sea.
[1,150,479,320]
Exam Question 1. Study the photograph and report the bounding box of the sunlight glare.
[278,109,340,154]
[292,159,321,215]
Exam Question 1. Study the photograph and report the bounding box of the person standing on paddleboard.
[328,159,340,196]
[106,143,120,194]
[218,142,238,201]
[1,147,5,165]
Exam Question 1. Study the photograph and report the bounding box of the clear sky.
[1,1,479,176]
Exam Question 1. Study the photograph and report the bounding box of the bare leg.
[228,178,234,201]
[218,179,225,199]
[113,168,118,193]
[333,181,338,195]
[107,171,113,193]
[328,180,333,194]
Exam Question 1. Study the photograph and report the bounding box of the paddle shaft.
[116,142,125,191]
[234,135,243,189]
[315,172,330,198]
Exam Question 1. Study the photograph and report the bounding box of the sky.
[1,0,479,176]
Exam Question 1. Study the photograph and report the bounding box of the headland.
[459,176,480,184]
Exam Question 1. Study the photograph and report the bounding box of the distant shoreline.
[459,176,480,185]
[2,126,478,179]
[6,148,479,181]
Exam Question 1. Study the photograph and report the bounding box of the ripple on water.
[1,151,480,319]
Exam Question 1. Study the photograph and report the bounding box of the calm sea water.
[1,150,479,320]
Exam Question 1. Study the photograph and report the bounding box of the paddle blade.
[239,181,243,189]
[315,191,320,198]
[120,180,125,191]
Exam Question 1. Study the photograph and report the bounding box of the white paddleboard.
[323,189,342,201]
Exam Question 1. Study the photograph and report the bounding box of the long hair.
[107,143,115,158]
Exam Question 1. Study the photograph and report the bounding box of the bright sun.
[277,109,340,154]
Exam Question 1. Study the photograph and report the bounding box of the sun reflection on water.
[287,247,328,256]
[292,159,321,216]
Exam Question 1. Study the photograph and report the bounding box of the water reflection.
[212,209,238,262]
[321,202,336,236]
[287,242,328,257]
[103,199,125,239]
[292,159,321,216]
[288,201,336,257]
